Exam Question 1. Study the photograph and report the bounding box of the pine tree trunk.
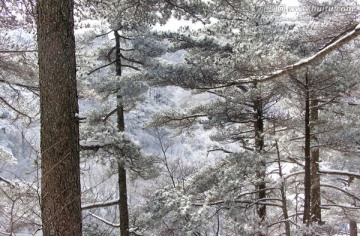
[303,74,312,230]
[253,92,266,233]
[310,98,321,224]
[350,220,358,236]
[117,94,130,236]
[115,30,130,236]
[275,141,291,236]
[37,0,82,235]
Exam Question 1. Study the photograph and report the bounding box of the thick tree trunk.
[115,30,130,236]
[37,0,82,235]
[303,74,312,229]
[310,98,322,224]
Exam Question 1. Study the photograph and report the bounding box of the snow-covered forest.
[1,0,360,235]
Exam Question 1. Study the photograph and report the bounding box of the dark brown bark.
[117,94,129,236]
[310,98,322,224]
[303,73,312,229]
[253,91,266,227]
[350,220,358,236]
[115,30,130,236]
[37,0,82,235]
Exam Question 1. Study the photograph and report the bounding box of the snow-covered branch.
[321,204,360,210]
[319,169,360,179]
[209,23,360,88]
[87,212,120,227]
[0,50,37,53]
[0,175,15,188]
[81,199,119,210]
[79,140,112,151]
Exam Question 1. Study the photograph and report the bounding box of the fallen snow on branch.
[229,24,360,85]
[81,199,119,210]
[319,169,360,178]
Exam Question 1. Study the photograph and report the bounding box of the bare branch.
[207,148,232,155]
[94,27,123,38]
[87,60,116,75]
[103,108,118,122]
[122,64,141,71]
[0,96,32,121]
[0,79,39,92]
[120,53,144,65]
[321,184,360,201]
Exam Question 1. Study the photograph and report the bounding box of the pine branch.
[199,24,360,89]
[163,0,206,24]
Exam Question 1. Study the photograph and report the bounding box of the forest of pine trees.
[0,0,359,235]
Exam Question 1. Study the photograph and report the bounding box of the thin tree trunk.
[115,30,130,236]
[350,220,358,236]
[303,73,312,229]
[275,141,291,236]
[310,98,321,224]
[117,95,129,236]
[253,89,266,234]
[37,0,82,235]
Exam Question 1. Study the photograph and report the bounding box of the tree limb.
[0,50,37,53]
[321,184,360,201]
[87,212,120,227]
[0,175,16,188]
[319,169,360,179]
[0,79,39,91]
[200,24,360,89]
[87,60,116,75]
[0,97,32,121]
[82,199,119,210]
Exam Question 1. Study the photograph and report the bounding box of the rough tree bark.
[310,98,322,224]
[37,0,82,235]
[303,72,312,230]
[350,220,358,236]
[115,30,130,236]
[253,85,266,235]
